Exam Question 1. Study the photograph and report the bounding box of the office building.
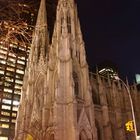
[0,42,28,139]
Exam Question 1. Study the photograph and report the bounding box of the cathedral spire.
[36,0,47,28]
[29,0,48,63]
[54,0,76,39]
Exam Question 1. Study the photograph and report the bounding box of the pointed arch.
[91,87,100,105]
[111,123,115,140]
[95,120,102,140]
[50,134,54,140]
[60,11,64,34]
[26,133,33,140]
[15,131,36,140]
[73,71,79,96]
[45,128,55,140]
[30,72,45,131]
[67,10,71,33]
[72,61,85,99]
[79,130,88,140]
[78,108,93,140]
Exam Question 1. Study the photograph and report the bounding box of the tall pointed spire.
[36,0,47,27]
[29,0,48,63]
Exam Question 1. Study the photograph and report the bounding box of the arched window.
[67,12,71,33]
[60,16,64,34]
[50,134,54,140]
[95,120,101,140]
[79,130,88,140]
[60,11,64,34]
[92,88,100,105]
[73,72,79,96]
[106,91,112,106]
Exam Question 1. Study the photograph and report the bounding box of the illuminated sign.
[125,121,134,132]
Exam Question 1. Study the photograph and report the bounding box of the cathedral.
[14,0,140,140]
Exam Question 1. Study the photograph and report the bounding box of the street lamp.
[114,76,138,140]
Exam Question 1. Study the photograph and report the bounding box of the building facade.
[14,0,140,140]
[0,41,29,140]
[0,1,33,139]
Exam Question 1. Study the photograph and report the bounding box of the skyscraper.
[0,41,28,140]
[0,1,34,139]
[14,0,140,140]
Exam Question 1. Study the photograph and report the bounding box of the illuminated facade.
[98,67,119,79]
[0,43,28,140]
[14,0,140,140]
[0,1,32,140]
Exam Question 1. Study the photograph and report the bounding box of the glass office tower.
[0,43,29,140]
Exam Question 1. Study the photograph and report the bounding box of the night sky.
[2,0,139,83]
[76,0,140,83]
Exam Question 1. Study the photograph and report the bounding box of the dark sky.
[76,0,140,83]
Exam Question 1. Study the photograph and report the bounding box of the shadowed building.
[0,42,28,140]
[14,0,140,140]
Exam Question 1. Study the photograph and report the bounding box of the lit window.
[7,62,15,67]
[0,54,6,59]
[3,93,12,99]
[2,99,12,105]
[4,82,12,87]
[15,84,21,89]
[0,136,8,140]
[27,50,30,53]
[6,72,14,77]
[6,67,15,72]
[0,60,6,64]
[15,79,23,85]
[0,44,8,50]
[16,69,24,74]
[12,113,17,117]
[17,60,25,65]
[2,105,11,110]
[13,100,19,106]
[16,75,21,79]
[4,88,13,93]
[5,77,14,82]
[14,90,21,95]
[12,119,16,123]
[7,57,16,62]
[0,49,7,54]
[0,123,9,128]
[1,111,10,116]
[8,52,16,57]
[0,70,4,74]
[0,118,9,122]
[12,106,18,111]
[18,56,25,60]
[18,46,25,51]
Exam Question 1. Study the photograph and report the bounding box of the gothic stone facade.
[14,0,140,140]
